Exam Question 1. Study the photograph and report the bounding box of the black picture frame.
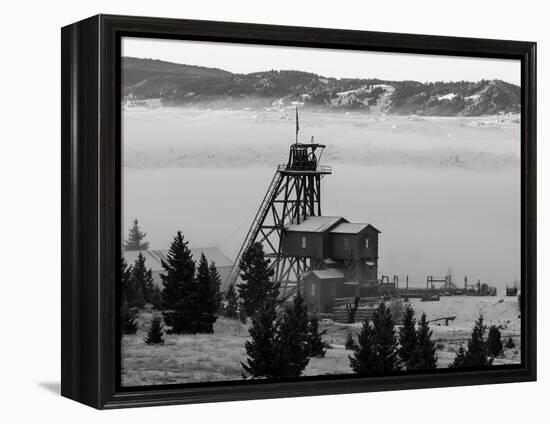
[61,14,537,409]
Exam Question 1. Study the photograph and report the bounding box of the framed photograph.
[61,14,536,409]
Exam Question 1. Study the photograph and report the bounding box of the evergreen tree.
[408,313,437,370]
[144,316,165,345]
[195,253,219,333]
[449,345,467,368]
[505,337,515,349]
[131,252,154,307]
[487,325,503,357]
[464,314,492,367]
[124,218,150,251]
[398,304,417,367]
[224,283,239,319]
[349,320,379,375]
[308,316,329,358]
[121,303,138,335]
[241,298,279,378]
[238,300,248,324]
[350,303,400,375]
[209,261,223,313]
[273,291,312,377]
[149,285,162,309]
[449,314,493,368]
[161,231,198,334]
[345,332,356,350]
[237,242,278,317]
[371,302,399,372]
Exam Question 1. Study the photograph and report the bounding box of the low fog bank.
[123,107,520,171]
[122,107,520,290]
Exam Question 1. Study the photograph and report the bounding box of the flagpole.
[295,106,299,143]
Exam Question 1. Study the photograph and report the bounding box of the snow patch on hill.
[328,84,395,111]
[437,93,457,101]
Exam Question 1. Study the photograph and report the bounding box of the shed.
[302,268,345,313]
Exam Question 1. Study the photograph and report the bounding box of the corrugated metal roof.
[123,247,232,272]
[285,216,346,233]
[330,222,381,234]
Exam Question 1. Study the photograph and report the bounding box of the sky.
[122,36,520,85]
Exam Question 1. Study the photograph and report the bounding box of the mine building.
[281,216,380,313]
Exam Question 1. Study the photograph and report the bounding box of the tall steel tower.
[226,109,332,298]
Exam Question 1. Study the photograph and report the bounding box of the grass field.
[122,303,521,387]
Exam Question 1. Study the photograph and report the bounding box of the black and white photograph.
[120,36,523,387]
[1,0,544,420]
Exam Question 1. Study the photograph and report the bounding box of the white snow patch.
[437,93,457,101]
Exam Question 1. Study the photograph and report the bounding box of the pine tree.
[408,313,437,370]
[195,253,219,333]
[224,283,239,319]
[372,302,399,372]
[121,303,138,335]
[464,314,492,367]
[161,231,198,334]
[124,218,150,251]
[398,304,417,367]
[505,337,515,349]
[350,303,400,375]
[144,316,165,345]
[345,332,356,350]
[449,314,493,368]
[149,285,162,310]
[241,298,279,378]
[308,316,329,358]
[237,242,278,317]
[273,291,312,377]
[449,345,467,368]
[349,320,380,375]
[209,261,223,313]
[238,300,248,323]
[132,252,154,307]
[487,325,503,357]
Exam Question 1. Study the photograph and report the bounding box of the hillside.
[122,57,232,94]
[122,57,520,116]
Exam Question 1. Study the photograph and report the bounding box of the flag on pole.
[295,106,299,142]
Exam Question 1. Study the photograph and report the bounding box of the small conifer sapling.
[308,316,329,358]
[487,325,503,357]
[144,316,165,345]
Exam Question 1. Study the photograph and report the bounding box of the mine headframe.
[226,110,331,299]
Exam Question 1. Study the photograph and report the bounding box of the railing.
[277,164,332,173]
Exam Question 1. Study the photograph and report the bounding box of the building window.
[301,236,307,249]
[310,282,316,296]
[343,238,349,249]
[365,238,371,249]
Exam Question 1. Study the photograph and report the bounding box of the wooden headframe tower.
[226,109,332,298]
